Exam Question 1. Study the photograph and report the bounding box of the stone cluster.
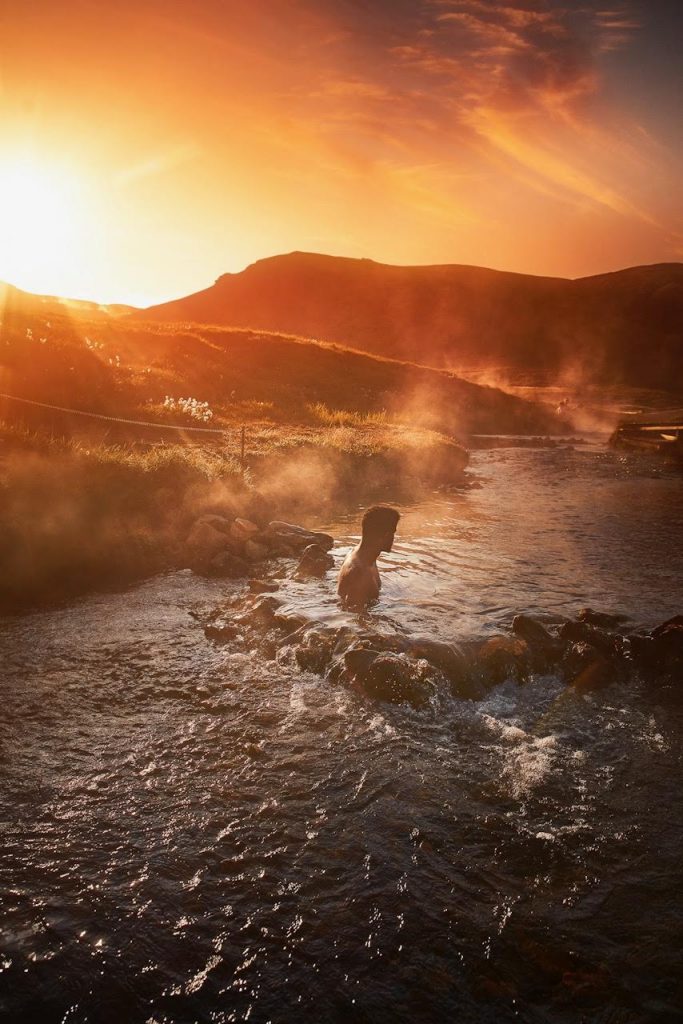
[185,514,334,579]
[203,595,683,708]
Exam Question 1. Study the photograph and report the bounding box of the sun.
[0,155,88,296]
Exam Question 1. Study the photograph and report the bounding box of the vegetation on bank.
[0,417,468,611]
[0,298,563,610]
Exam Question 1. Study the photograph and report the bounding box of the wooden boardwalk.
[610,408,683,456]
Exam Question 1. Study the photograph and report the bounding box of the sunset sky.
[1,0,682,305]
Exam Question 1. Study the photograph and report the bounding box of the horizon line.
[2,250,681,310]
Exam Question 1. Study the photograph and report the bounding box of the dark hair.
[361,505,400,539]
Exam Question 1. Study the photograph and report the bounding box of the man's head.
[361,505,400,552]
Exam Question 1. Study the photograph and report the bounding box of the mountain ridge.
[139,252,683,389]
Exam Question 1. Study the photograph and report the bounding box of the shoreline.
[0,432,470,615]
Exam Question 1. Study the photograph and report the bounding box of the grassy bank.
[0,419,468,611]
[0,299,562,610]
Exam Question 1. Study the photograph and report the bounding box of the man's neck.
[356,539,381,564]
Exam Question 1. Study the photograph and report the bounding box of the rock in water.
[264,521,334,553]
[231,518,260,542]
[205,551,250,578]
[364,653,434,707]
[559,620,620,659]
[512,615,561,662]
[194,514,234,535]
[248,579,279,594]
[562,641,613,692]
[577,607,628,629]
[295,544,335,579]
[476,635,530,684]
[186,521,233,562]
[244,539,269,562]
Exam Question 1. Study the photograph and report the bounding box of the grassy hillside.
[0,299,562,441]
[0,280,137,320]
[0,293,570,608]
[141,252,683,390]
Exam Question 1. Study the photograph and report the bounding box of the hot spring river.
[2,440,682,1023]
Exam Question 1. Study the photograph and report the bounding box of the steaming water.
[2,440,682,1023]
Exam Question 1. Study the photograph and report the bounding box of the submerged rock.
[364,653,435,706]
[234,594,281,627]
[405,637,482,698]
[332,646,436,707]
[630,617,683,683]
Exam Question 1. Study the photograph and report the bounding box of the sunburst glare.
[0,155,90,296]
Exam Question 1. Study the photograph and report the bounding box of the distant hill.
[0,280,137,319]
[140,253,683,389]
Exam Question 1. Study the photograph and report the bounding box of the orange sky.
[1,0,682,304]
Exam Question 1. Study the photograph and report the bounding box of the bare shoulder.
[337,551,379,606]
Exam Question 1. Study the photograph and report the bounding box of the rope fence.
[0,392,230,434]
[0,392,248,469]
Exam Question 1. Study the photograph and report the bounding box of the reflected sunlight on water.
[1,440,682,1023]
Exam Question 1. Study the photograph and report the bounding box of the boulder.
[295,544,335,579]
[273,608,311,635]
[230,517,260,542]
[205,551,250,579]
[559,620,620,659]
[363,653,434,707]
[577,607,628,629]
[204,622,240,643]
[248,579,279,594]
[634,621,683,679]
[244,539,270,562]
[233,595,281,631]
[407,637,467,680]
[264,521,334,553]
[512,615,562,663]
[194,514,234,535]
[562,641,613,692]
[476,635,530,684]
[186,520,233,563]
[294,626,337,674]
[651,614,683,637]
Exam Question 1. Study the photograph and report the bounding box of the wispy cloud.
[115,142,202,187]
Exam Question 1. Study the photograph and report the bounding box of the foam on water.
[1,442,682,1022]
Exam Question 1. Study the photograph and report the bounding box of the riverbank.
[0,421,469,612]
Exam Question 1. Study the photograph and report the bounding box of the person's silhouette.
[337,505,400,608]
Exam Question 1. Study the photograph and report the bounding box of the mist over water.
[1,439,682,1023]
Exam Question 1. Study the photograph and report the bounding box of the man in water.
[337,505,400,608]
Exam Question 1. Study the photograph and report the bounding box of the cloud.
[115,142,202,187]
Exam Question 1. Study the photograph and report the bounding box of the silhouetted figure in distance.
[337,505,400,608]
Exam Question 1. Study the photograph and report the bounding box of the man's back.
[337,548,381,608]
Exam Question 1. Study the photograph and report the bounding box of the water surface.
[1,440,682,1023]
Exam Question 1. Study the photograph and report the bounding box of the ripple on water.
[1,444,683,1022]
